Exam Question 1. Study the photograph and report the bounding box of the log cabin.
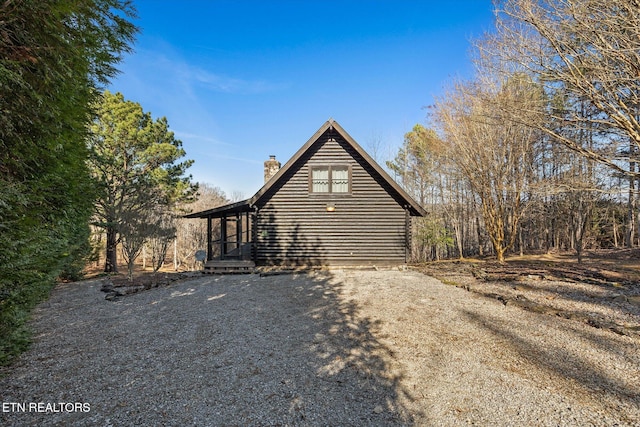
[185,119,426,272]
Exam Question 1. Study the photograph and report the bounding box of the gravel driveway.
[1,270,638,426]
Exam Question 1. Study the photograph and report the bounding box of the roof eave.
[182,198,252,219]
[250,120,334,206]
[329,120,427,217]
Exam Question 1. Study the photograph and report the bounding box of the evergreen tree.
[0,0,137,364]
[88,91,197,274]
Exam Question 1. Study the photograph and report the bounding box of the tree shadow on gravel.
[0,272,417,426]
[193,271,418,425]
[461,309,640,421]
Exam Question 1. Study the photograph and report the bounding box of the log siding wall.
[255,129,408,266]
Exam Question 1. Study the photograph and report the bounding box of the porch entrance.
[210,211,254,261]
[184,198,256,273]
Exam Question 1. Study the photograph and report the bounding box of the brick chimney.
[264,155,281,183]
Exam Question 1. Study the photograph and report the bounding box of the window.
[311,168,329,193]
[310,165,351,194]
[331,167,349,193]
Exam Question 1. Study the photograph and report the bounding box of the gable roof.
[185,119,426,218]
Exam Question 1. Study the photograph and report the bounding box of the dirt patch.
[416,250,640,337]
[97,271,200,300]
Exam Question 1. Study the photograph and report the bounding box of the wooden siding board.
[255,130,408,266]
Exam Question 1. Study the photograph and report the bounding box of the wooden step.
[204,260,255,274]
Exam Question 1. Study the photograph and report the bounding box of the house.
[185,119,426,271]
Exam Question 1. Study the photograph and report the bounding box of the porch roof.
[183,198,251,219]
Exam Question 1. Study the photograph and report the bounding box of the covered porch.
[184,199,256,273]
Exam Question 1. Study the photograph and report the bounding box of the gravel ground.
[1,269,639,426]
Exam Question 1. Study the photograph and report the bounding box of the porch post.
[245,212,250,243]
[221,215,227,259]
[236,212,242,258]
[251,208,258,262]
[207,215,213,261]
[245,212,250,259]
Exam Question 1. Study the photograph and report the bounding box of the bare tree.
[147,209,176,272]
[392,0,634,262]
[492,0,640,179]
[387,124,459,260]
[120,213,151,281]
[366,130,385,164]
[175,184,228,270]
[119,201,180,279]
[229,190,245,202]
[434,75,540,263]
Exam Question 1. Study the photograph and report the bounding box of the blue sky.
[109,1,495,198]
